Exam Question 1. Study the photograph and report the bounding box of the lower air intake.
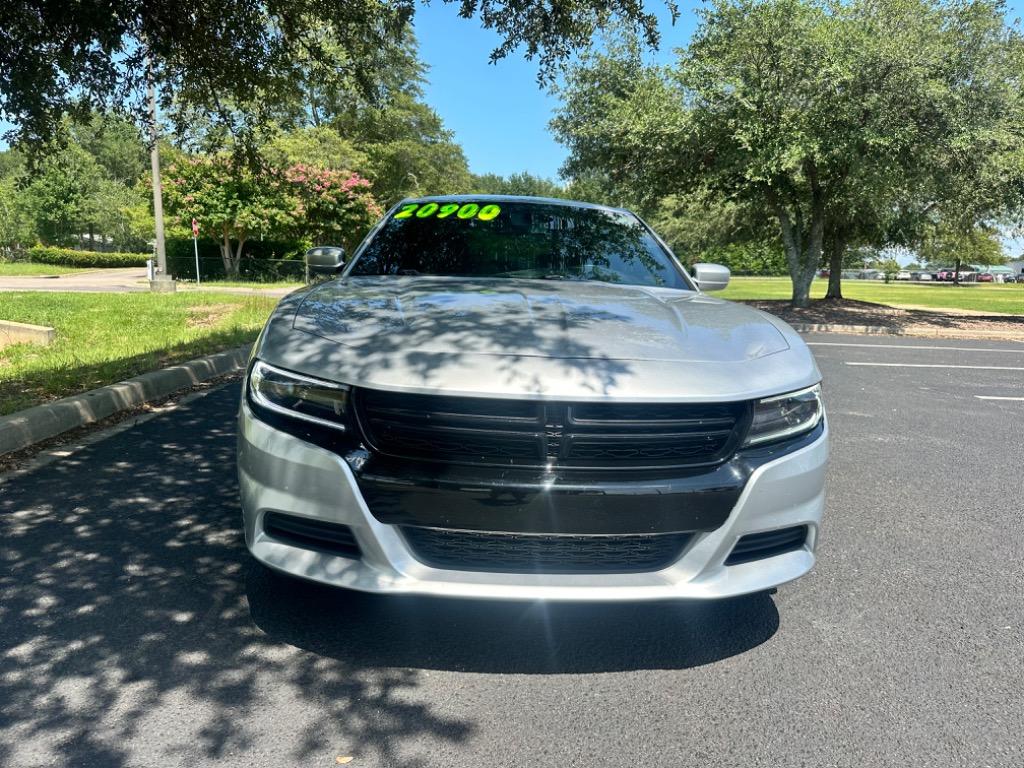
[726,525,808,565]
[401,526,691,574]
[263,512,362,559]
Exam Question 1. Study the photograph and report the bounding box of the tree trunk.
[774,210,823,309]
[221,227,233,276]
[770,179,825,309]
[953,257,962,286]
[231,235,247,279]
[825,232,846,300]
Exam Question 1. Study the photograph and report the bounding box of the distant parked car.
[911,271,933,281]
[936,268,956,281]
[896,270,911,280]
[1003,275,1017,283]
[978,273,994,283]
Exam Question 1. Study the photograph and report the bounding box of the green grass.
[0,262,91,276]
[719,276,1024,314]
[0,292,278,415]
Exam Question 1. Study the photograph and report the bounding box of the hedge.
[169,255,307,282]
[28,246,150,268]
[166,237,310,282]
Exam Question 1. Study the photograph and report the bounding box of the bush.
[27,246,150,268]
[165,237,310,282]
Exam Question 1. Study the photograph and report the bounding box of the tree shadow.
[1,354,780,766]
[746,298,1024,336]
[0,384,473,767]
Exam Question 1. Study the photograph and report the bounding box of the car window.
[348,201,690,289]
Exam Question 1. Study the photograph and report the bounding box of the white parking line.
[975,395,1024,401]
[845,362,1024,371]
[809,342,1024,354]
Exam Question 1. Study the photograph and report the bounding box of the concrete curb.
[0,345,251,457]
[0,320,56,348]
[791,322,1023,340]
[790,323,895,335]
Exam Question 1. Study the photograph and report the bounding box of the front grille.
[355,389,748,469]
[725,525,808,565]
[263,512,362,558]
[401,526,692,573]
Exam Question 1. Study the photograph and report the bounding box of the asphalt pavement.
[0,269,295,297]
[0,268,151,293]
[1,333,1023,767]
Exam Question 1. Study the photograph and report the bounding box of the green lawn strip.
[719,277,1024,314]
[0,292,278,416]
[0,262,91,276]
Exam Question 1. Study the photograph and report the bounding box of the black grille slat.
[402,527,692,573]
[725,525,808,565]
[263,512,362,558]
[356,389,748,469]
[366,419,545,460]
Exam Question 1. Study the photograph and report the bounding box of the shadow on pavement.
[248,567,778,675]
[0,382,778,767]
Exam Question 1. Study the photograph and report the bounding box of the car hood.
[293,277,788,362]
[259,276,820,402]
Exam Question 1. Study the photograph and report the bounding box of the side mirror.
[691,262,730,292]
[305,246,346,277]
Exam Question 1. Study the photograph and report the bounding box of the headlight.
[249,360,350,431]
[743,384,823,446]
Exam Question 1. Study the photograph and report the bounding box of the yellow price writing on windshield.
[394,202,501,221]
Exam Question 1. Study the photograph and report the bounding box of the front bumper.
[238,401,828,601]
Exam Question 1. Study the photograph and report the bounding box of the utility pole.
[147,54,175,292]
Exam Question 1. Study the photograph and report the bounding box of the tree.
[0,177,37,253]
[262,127,367,174]
[282,165,382,249]
[8,122,152,250]
[21,141,107,245]
[1,0,673,150]
[162,156,298,276]
[471,172,568,198]
[649,189,784,273]
[237,34,473,205]
[553,0,1024,306]
[71,113,148,184]
[919,224,1006,284]
[162,154,382,274]
[330,92,472,204]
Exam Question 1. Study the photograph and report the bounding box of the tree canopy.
[0,114,154,251]
[0,0,677,150]
[470,172,569,198]
[553,0,1024,305]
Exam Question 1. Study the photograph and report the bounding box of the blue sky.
[413,2,702,179]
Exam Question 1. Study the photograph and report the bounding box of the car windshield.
[348,200,690,289]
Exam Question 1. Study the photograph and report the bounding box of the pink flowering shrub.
[163,155,384,270]
[284,166,383,248]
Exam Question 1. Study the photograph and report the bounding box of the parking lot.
[1,332,1022,768]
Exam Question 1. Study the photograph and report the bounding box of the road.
[1,333,1023,767]
[0,268,151,293]
[0,269,295,297]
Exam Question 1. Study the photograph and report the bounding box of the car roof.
[395,194,632,216]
